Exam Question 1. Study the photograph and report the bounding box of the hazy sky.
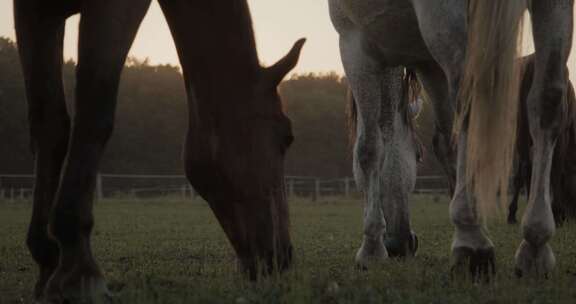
[0,1,574,79]
[0,1,341,74]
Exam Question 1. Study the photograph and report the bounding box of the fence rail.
[0,173,450,201]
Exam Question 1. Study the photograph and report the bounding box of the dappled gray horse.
[15,0,303,302]
[330,0,573,278]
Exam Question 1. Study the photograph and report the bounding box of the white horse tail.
[459,0,527,216]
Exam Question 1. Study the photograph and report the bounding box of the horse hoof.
[355,239,388,270]
[44,276,111,304]
[514,240,555,278]
[451,246,496,282]
[384,231,419,258]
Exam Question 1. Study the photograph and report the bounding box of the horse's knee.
[29,110,70,154]
[529,76,569,132]
[72,64,123,146]
[539,85,566,130]
[355,135,377,168]
[73,118,115,148]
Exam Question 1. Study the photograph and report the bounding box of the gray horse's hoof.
[384,231,419,258]
[355,238,388,270]
[451,246,496,282]
[514,241,555,278]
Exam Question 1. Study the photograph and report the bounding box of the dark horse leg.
[416,61,457,196]
[413,0,498,281]
[14,2,73,299]
[515,0,574,277]
[508,163,526,224]
[509,54,536,225]
[28,0,151,302]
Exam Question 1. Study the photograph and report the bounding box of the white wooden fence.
[0,173,450,202]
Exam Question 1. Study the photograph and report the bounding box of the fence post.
[96,173,103,201]
[312,179,320,202]
[181,185,187,199]
[344,178,350,197]
[288,178,294,198]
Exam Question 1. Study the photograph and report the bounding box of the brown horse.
[508,54,576,225]
[14,0,304,302]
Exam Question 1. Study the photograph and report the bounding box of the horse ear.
[264,38,306,87]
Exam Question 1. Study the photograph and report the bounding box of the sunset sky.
[0,1,574,80]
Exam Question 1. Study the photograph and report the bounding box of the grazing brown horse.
[14,0,304,302]
[508,54,576,225]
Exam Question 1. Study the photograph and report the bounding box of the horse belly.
[336,0,431,65]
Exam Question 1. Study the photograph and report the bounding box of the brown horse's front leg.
[14,2,71,300]
[40,1,151,302]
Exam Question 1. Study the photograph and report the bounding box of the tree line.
[0,37,444,178]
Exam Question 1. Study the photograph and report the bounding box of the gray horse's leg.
[416,62,456,194]
[515,0,574,277]
[412,0,495,278]
[449,132,496,279]
[338,32,418,267]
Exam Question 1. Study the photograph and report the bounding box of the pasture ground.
[1,195,576,303]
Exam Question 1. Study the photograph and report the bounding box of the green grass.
[1,195,576,303]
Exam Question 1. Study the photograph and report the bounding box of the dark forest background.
[0,37,443,178]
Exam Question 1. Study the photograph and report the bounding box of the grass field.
[1,195,576,303]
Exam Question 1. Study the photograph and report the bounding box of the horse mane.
[230,0,261,72]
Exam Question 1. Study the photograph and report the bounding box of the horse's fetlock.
[26,225,59,267]
[450,204,478,227]
[522,221,555,247]
[363,218,385,240]
[49,210,94,245]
